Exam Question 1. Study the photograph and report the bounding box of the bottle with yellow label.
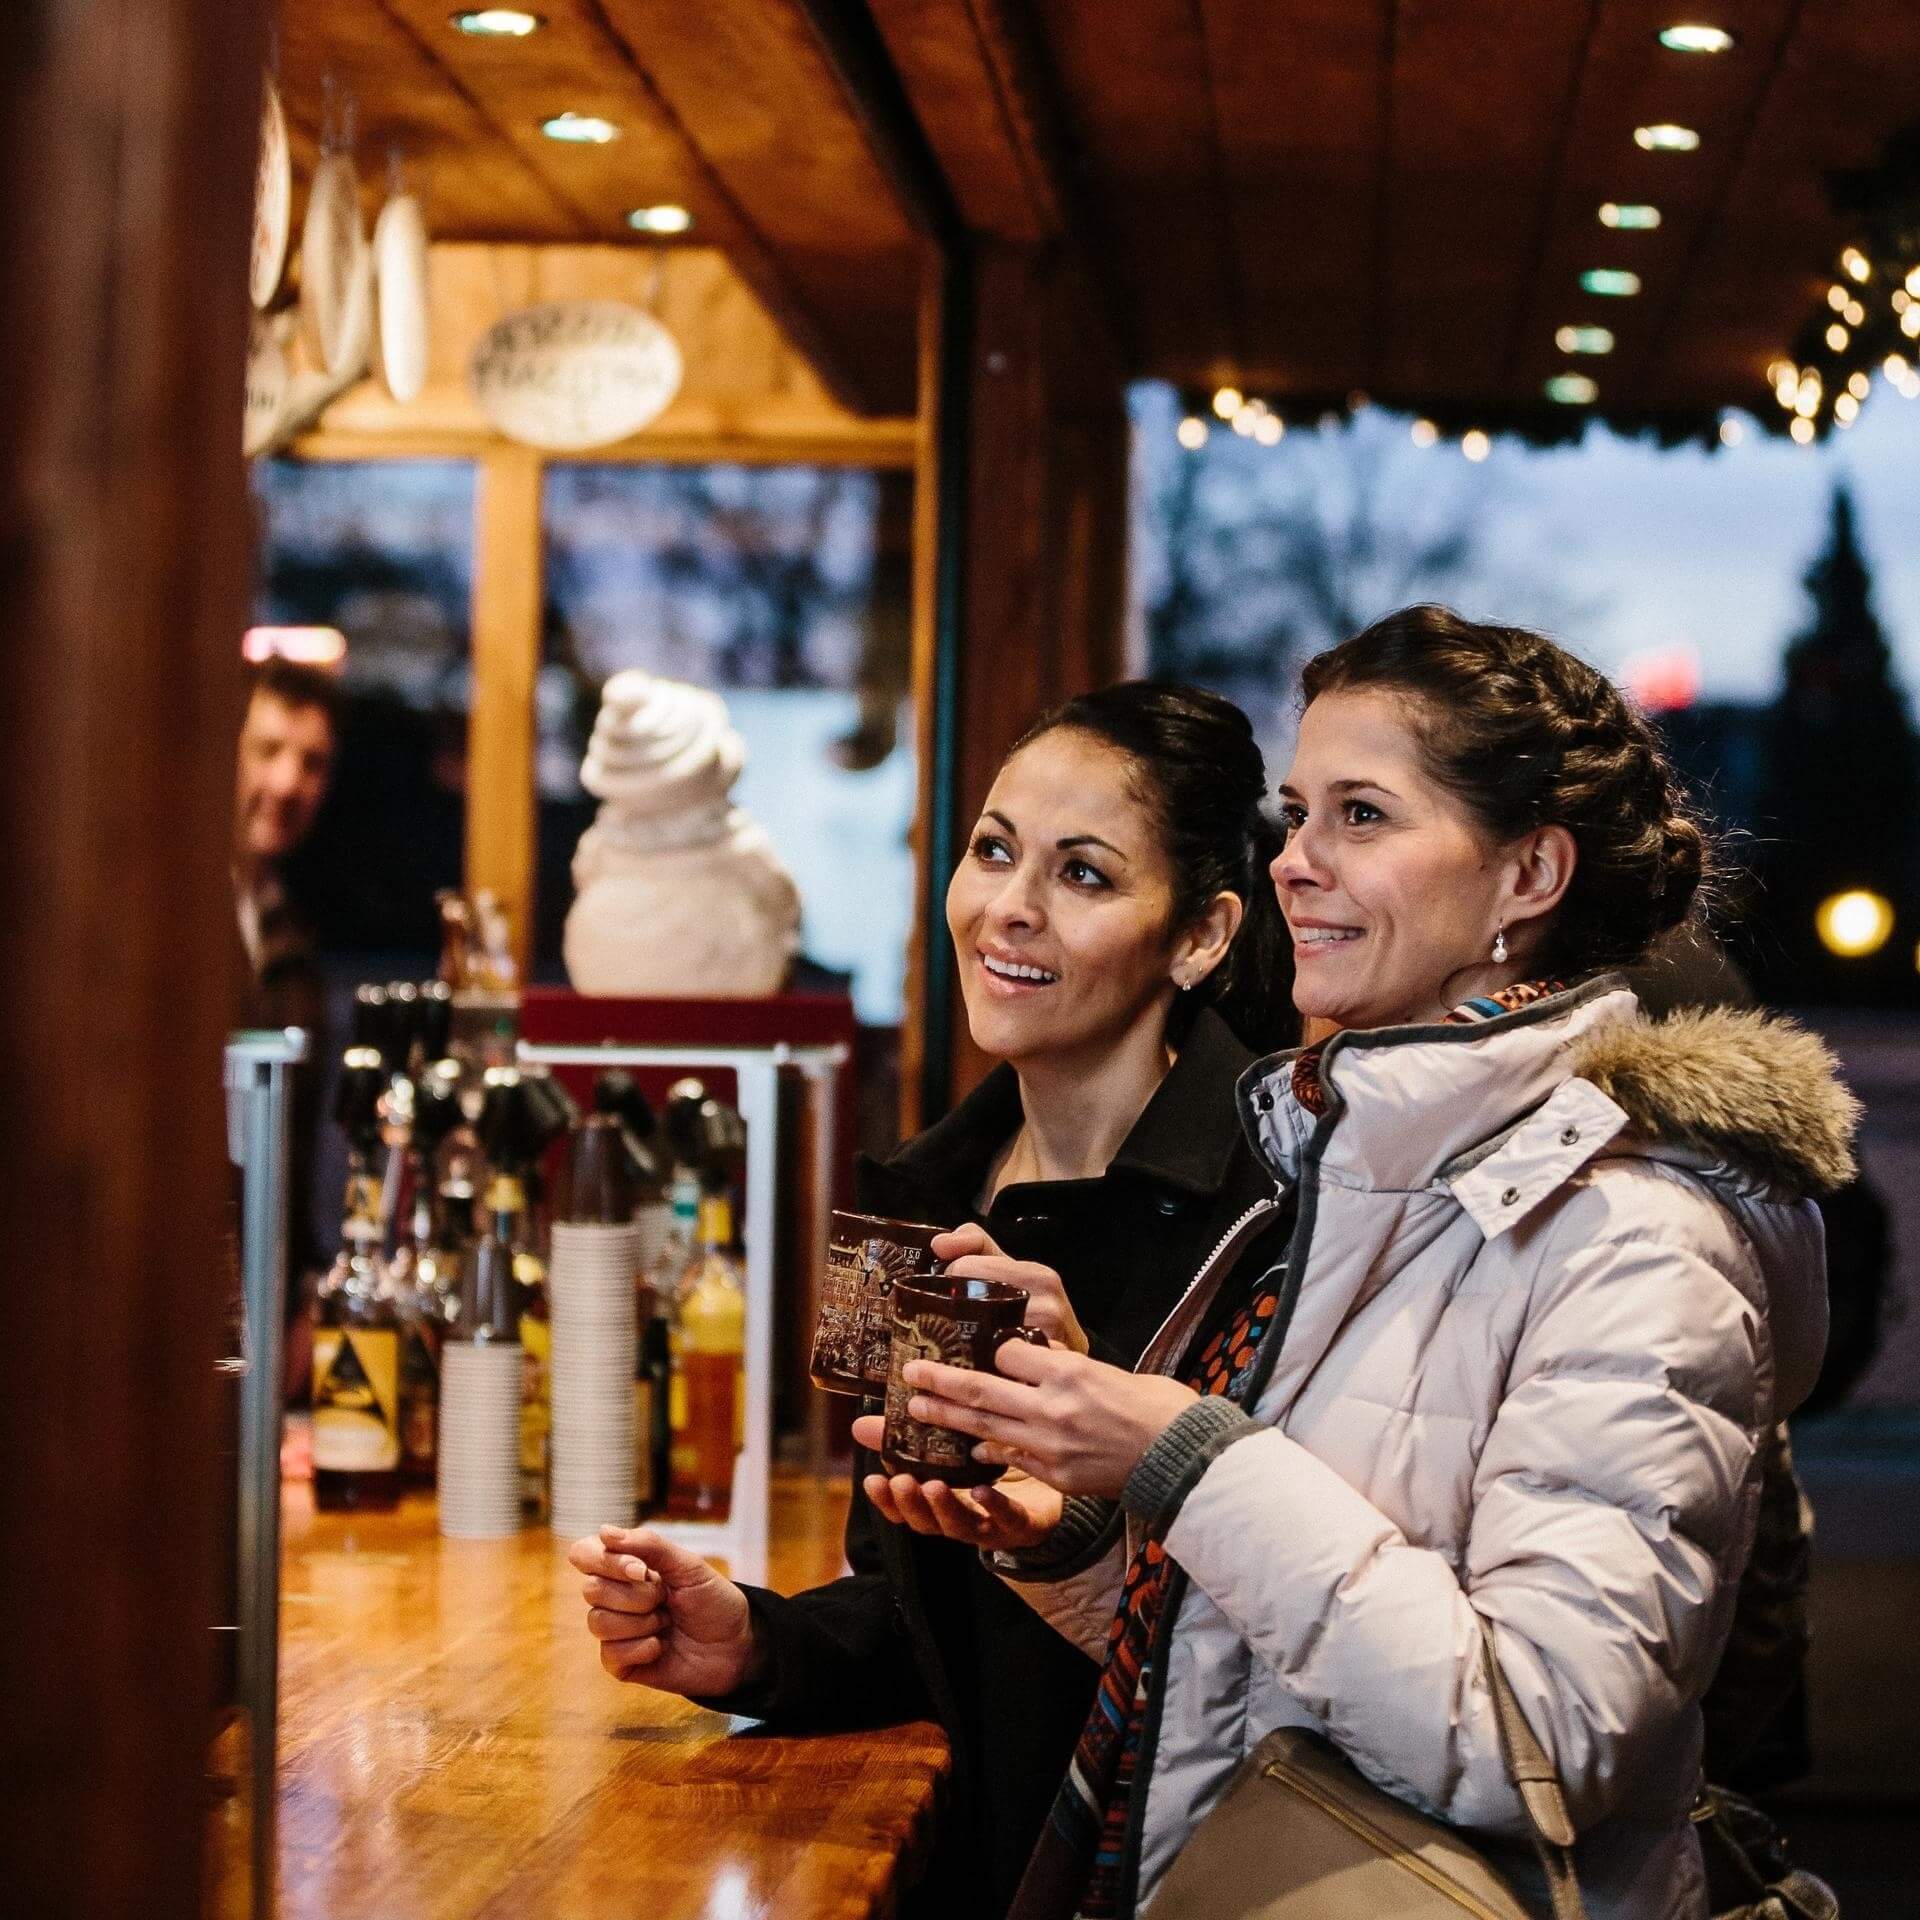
[668,1190,746,1519]
[312,1167,402,1512]
[485,1170,551,1516]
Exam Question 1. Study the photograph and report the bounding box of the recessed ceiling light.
[1789,416,1815,444]
[1556,325,1616,355]
[1545,374,1599,405]
[1826,322,1850,352]
[1410,418,1439,448]
[451,9,544,35]
[1211,385,1243,419]
[1176,416,1209,450]
[628,204,693,235]
[1461,429,1492,461]
[1719,415,1746,447]
[1634,124,1701,153]
[1581,269,1642,297]
[1658,24,1734,54]
[1840,247,1871,283]
[542,111,620,144]
[1599,202,1661,230]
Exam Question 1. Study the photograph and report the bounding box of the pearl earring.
[1492,926,1509,965]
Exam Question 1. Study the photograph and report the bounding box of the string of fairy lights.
[1171,21,1920,457]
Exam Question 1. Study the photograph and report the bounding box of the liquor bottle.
[484,1169,550,1515]
[389,1160,461,1489]
[592,1070,671,1272]
[668,1187,746,1518]
[311,1162,402,1512]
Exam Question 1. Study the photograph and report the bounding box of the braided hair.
[1300,605,1709,977]
[1012,682,1295,1053]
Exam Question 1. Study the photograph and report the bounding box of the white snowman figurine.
[563,671,802,997]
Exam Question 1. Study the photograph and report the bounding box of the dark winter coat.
[703,1008,1289,1918]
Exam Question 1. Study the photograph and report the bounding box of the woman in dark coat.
[570,684,1295,1916]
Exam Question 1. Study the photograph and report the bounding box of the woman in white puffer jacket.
[867,607,1857,1920]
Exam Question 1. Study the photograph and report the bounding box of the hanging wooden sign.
[243,314,290,456]
[251,80,292,311]
[468,299,683,450]
[373,192,431,403]
[301,150,370,376]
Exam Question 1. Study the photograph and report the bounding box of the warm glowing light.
[1907,265,1920,295]
[1622,645,1701,713]
[1556,325,1615,354]
[541,111,620,143]
[1545,373,1598,405]
[1410,418,1439,448]
[1827,285,1849,312]
[1847,370,1871,400]
[1658,24,1734,53]
[1835,392,1860,425]
[1844,299,1866,327]
[1581,269,1641,297]
[1253,413,1283,446]
[1635,124,1701,152]
[1230,407,1257,437]
[243,625,347,668]
[1816,890,1894,958]
[628,203,692,234]
[1885,354,1910,380]
[451,8,544,35]
[1904,307,1920,339]
[1212,386,1243,419]
[1461,429,1491,462]
[1826,322,1850,352]
[1842,247,1872,283]
[1719,415,1746,447]
[1895,289,1913,313]
[1176,415,1209,450]
[1789,416,1815,444]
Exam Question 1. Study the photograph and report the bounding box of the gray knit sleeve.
[1120,1396,1259,1534]
[990,1494,1124,1583]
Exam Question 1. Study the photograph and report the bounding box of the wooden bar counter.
[264,1477,948,1920]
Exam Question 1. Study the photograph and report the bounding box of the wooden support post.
[905,241,1130,1125]
[0,2,263,1912]
[467,447,546,980]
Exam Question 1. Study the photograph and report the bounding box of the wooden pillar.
[904,241,1130,1125]
[0,1,263,1912]
[467,447,546,979]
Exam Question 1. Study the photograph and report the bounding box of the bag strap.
[1477,1616,1589,1920]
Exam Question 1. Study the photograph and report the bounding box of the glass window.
[540,463,915,1022]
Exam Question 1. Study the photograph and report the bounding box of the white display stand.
[517,1039,847,1587]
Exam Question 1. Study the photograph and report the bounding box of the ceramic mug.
[880,1276,1047,1486]
[810,1210,945,1397]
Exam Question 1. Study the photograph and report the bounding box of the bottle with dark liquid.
[312,1077,403,1510]
[668,1188,746,1518]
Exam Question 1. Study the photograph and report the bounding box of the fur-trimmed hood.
[1571,1006,1860,1198]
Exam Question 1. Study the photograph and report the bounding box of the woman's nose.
[985,868,1043,931]
[1272,826,1325,893]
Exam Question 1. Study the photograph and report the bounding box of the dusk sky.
[1131,380,1920,708]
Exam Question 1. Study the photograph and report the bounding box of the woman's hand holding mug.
[853,1407,1065,1550]
[931,1225,1089,1355]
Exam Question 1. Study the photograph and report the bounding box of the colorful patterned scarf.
[1011,979,1569,1920]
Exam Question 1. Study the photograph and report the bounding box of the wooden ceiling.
[281,2,1920,430]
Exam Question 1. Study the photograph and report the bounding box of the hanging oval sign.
[468,300,683,450]
[373,191,431,404]
[251,80,292,310]
[243,315,290,457]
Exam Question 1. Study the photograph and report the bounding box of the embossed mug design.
[880,1276,1047,1486]
[810,1210,946,1397]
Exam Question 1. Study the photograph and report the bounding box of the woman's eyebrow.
[1058,834,1127,860]
[1277,779,1400,801]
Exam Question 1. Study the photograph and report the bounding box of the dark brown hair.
[1300,605,1708,976]
[248,657,341,727]
[1013,682,1294,1052]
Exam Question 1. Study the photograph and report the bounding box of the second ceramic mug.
[810,1210,945,1397]
[881,1276,1048,1486]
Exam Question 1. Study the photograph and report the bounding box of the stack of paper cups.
[438,1342,525,1539]
[548,1219,640,1538]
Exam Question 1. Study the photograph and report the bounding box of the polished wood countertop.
[271,1479,948,1920]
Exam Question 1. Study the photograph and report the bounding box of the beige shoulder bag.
[1153,1619,1588,1920]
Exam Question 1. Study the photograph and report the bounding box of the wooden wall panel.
[0,0,263,1912]
[906,242,1129,1121]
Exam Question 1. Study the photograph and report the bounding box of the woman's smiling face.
[1273,687,1525,1030]
[946,729,1189,1070]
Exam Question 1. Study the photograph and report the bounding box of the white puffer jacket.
[999,981,1855,1918]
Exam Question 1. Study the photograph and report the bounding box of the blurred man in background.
[233,657,338,1357]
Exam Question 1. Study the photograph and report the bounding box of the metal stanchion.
[225,1027,307,1920]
